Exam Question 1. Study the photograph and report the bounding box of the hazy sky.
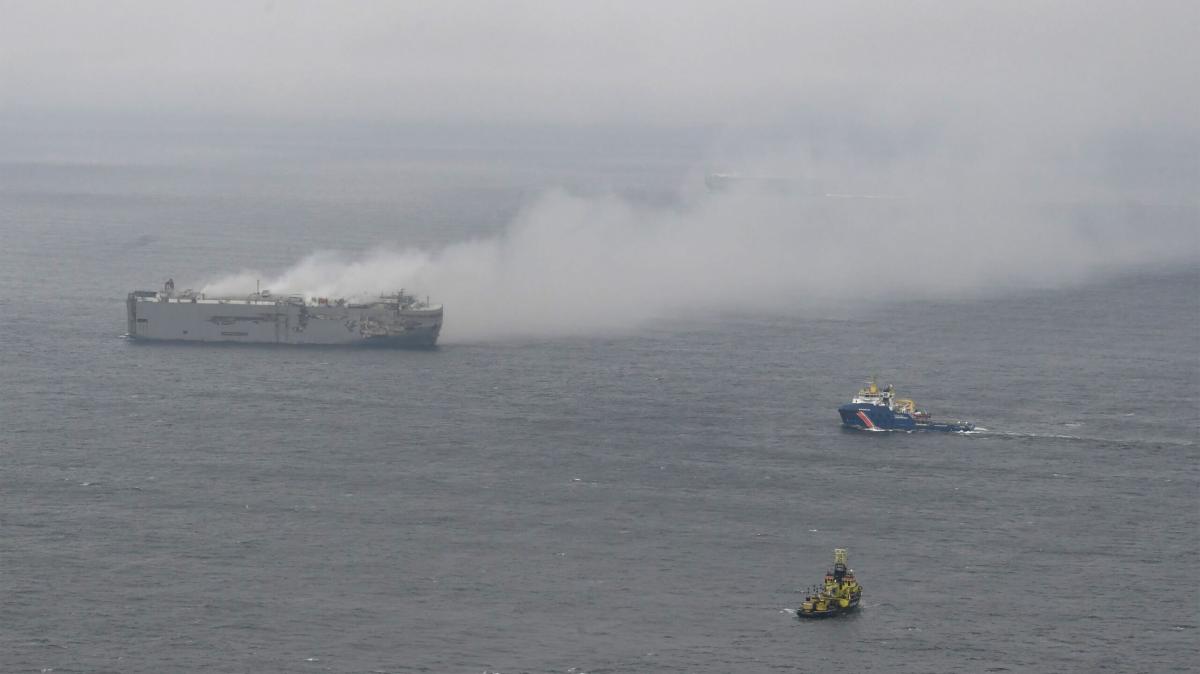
[5,1,1197,202]
[3,1,1197,131]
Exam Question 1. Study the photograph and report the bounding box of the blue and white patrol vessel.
[838,379,974,432]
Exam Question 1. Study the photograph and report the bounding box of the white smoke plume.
[202,165,1196,343]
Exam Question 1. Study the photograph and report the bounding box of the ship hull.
[838,403,972,432]
[358,330,440,348]
[839,403,916,430]
[127,293,441,347]
[797,596,861,619]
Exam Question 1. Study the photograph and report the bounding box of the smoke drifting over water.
[203,178,1197,343]
[6,1,1194,344]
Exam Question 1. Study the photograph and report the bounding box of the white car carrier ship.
[127,280,442,347]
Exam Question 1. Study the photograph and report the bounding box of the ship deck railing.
[135,294,443,311]
[138,296,284,306]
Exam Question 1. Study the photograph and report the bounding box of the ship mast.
[833,548,848,583]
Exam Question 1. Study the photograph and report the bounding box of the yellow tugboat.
[797,549,862,619]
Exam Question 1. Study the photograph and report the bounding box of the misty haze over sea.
[1,2,1197,672]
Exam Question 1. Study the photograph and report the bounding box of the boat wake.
[982,430,1196,448]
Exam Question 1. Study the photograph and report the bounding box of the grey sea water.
[1,144,1197,673]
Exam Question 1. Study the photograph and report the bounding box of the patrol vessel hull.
[839,403,974,432]
[126,290,442,347]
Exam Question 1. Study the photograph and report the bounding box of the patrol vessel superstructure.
[126,280,442,347]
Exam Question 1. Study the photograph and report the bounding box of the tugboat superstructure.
[838,378,974,432]
[797,549,862,619]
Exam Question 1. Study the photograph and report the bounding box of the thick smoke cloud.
[202,168,1196,342]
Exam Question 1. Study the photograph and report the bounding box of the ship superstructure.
[126,280,442,347]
